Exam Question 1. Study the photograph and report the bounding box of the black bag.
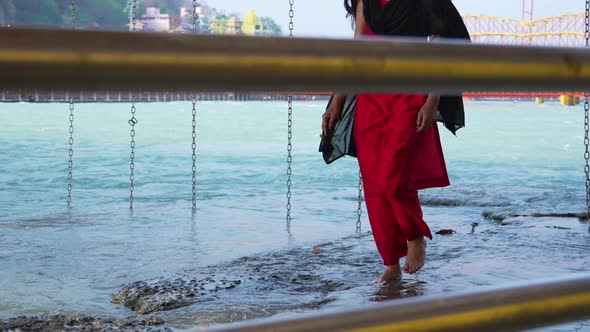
[318,95,357,164]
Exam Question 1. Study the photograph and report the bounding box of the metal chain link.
[192,0,198,32]
[585,100,589,220]
[66,1,75,206]
[191,2,198,212]
[356,171,363,233]
[128,0,138,210]
[287,95,293,227]
[585,0,590,228]
[192,97,197,211]
[288,0,294,37]
[70,1,76,28]
[129,103,137,209]
[67,98,74,205]
[132,0,137,32]
[286,0,294,228]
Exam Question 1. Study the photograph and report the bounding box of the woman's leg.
[364,191,407,266]
[388,187,431,274]
[355,94,430,280]
[388,188,432,242]
[357,132,407,282]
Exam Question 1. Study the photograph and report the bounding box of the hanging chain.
[129,103,137,209]
[66,98,74,205]
[288,0,294,37]
[356,171,363,233]
[128,0,138,209]
[585,0,590,226]
[192,0,198,31]
[287,95,293,227]
[190,1,198,212]
[70,1,76,28]
[132,0,137,32]
[585,99,589,221]
[286,0,295,228]
[191,97,197,211]
[66,1,76,206]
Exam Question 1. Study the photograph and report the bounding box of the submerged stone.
[435,229,456,235]
[0,315,170,332]
[113,277,242,315]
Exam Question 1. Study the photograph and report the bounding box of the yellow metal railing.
[462,12,585,28]
[208,273,590,332]
[2,27,590,332]
[2,28,590,93]
[471,32,585,38]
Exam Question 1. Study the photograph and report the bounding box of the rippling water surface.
[0,101,589,331]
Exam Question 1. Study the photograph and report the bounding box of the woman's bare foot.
[404,237,427,274]
[375,264,401,284]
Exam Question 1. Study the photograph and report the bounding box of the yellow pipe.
[350,291,590,332]
[1,50,589,80]
[212,275,590,332]
[2,28,590,93]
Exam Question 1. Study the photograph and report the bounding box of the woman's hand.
[322,95,346,137]
[416,95,440,133]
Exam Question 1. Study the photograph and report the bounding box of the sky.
[203,0,584,38]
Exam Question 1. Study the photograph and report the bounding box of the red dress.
[354,0,450,266]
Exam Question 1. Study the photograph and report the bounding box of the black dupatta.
[363,0,471,135]
[319,0,470,164]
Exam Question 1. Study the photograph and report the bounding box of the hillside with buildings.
[0,0,282,35]
[136,4,281,36]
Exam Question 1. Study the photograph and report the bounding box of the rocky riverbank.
[0,315,170,332]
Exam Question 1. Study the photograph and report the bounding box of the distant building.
[180,7,191,18]
[210,18,227,34]
[129,6,274,36]
[241,10,268,36]
[226,16,243,35]
[169,15,181,31]
[179,6,208,32]
[140,7,170,32]
[180,6,203,19]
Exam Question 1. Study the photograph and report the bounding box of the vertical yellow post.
[561,95,575,106]
[535,97,545,104]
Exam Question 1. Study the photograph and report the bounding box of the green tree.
[81,0,127,29]
[14,1,62,27]
[259,17,282,35]
[6,0,127,29]
[3,0,232,31]
[200,16,210,32]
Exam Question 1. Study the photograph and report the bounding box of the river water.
[1,100,589,331]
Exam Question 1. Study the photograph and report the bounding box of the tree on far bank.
[259,17,282,35]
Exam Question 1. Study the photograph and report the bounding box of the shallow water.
[0,100,589,331]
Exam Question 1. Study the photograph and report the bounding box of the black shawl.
[363,0,470,134]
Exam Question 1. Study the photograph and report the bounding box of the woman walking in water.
[322,0,469,283]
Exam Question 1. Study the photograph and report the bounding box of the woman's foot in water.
[404,237,427,274]
[375,264,402,284]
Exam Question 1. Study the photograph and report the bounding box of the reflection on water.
[370,280,428,302]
